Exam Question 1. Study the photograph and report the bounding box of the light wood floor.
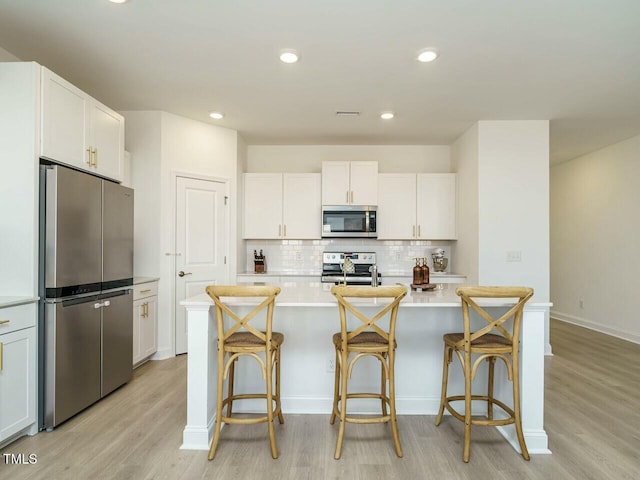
[2,320,639,479]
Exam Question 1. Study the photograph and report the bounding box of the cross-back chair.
[435,286,534,462]
[329,284,407,459]
[205,285,284,460]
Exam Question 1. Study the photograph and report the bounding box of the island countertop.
[181,281,551,309]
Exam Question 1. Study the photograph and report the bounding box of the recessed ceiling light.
[380,112,395,120]
[109,0,129,4]
[209,112,224,120]
[417,48,439,63]
[279,49,299,64]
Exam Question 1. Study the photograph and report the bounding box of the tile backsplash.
[245,239,453,275]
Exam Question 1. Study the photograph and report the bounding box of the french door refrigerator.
[39,163,134,429]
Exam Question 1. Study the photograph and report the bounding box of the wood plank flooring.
[2,319,639,479]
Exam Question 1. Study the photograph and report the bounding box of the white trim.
[551,311,640,345]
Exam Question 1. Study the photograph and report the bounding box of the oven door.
[321,206,377,238]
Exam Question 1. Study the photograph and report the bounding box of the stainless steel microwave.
[321,205,377,238]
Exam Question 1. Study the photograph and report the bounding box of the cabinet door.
[90,100,124,182]
[283,173,321,239]
[41,67,90,170]
[321,161,350,205]
[140,296,157,359]
[243,174,283,239]
[349,161,378,205]
[378,174,417,239]
[416,174,457,240]
[133,299,143,365]
[0,327,36,442]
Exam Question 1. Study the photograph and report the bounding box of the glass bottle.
[412,258,423,285]
[421,257,430,285]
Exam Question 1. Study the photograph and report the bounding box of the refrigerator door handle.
[94,302,103,309]
[103,300,110,307]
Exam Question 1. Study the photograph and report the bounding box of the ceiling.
[1,0,640,164]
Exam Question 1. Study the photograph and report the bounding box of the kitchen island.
[180,282,550,455]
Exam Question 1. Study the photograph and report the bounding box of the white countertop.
[0,296,39,308]
[182,282,550,309]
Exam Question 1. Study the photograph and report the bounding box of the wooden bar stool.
[329,285,407,459]
[435,286,534,462]
[205,285,284,460]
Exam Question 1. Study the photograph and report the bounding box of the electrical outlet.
[506,251,522,262]
[327,357,335,373]
[295,251,303,261]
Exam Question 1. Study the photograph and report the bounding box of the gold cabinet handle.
[93,147,98,167]
[351,191,354,203]
[140,289,151,294]
[0,342,3,371]
[418,225,421,237]
[283,224,287,237]
[412,225,416,238]
[0,319,10,325]
[87,147,93,166]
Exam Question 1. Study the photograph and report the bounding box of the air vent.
[335,111,360,116]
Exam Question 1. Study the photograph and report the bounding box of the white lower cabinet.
[133,282,158,367]
[0,303,37,444]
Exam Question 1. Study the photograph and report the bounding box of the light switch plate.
[506,251,522,262]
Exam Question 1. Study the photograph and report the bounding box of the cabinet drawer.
[133,282,158,300]
[0,303,36,335]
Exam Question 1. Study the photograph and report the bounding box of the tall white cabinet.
[243,173,321,239]
[378,173,457,240]
[0,62,125,447]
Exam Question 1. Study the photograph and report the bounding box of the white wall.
[247,145,451,173]
[551,134,640,343]
[0,45,21,62]
[123,111,238,359]
[451,124,479,284]
[477,121,550,303]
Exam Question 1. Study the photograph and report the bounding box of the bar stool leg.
[463,351,472,463]
[275,347,284,424]
[226,357,236,418]
[388,350,403,457]
[380,353,388,417]
[435,345,451,426]
[208,348,226,460]
[334,351,349,459]
[487,356,496,421]
[330,347,340,425]
[265,349,278,459]
[512,354,530,460]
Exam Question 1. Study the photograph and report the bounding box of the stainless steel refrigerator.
[39,164,134,429]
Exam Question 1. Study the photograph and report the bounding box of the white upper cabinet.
[243,173,321,239]
[41,67,124,182]
[377,174,417,239]
[378,173,457,240]
[416,173,457,240]
[322,161,378,205]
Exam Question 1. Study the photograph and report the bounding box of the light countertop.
[134,276,160,285]
[182,282,550,309]
[0,296,39,309]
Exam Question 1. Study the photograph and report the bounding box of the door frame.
[170,170,231,356]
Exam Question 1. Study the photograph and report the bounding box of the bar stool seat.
[205,285,284,461]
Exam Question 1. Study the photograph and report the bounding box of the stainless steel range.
[321,251,382,285]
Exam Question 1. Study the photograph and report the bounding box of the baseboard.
[150,347,174,361]
[551,311,640,345]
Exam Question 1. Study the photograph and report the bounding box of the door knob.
[178,271,192,277]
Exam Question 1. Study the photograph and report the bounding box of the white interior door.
[175,176,228,355]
